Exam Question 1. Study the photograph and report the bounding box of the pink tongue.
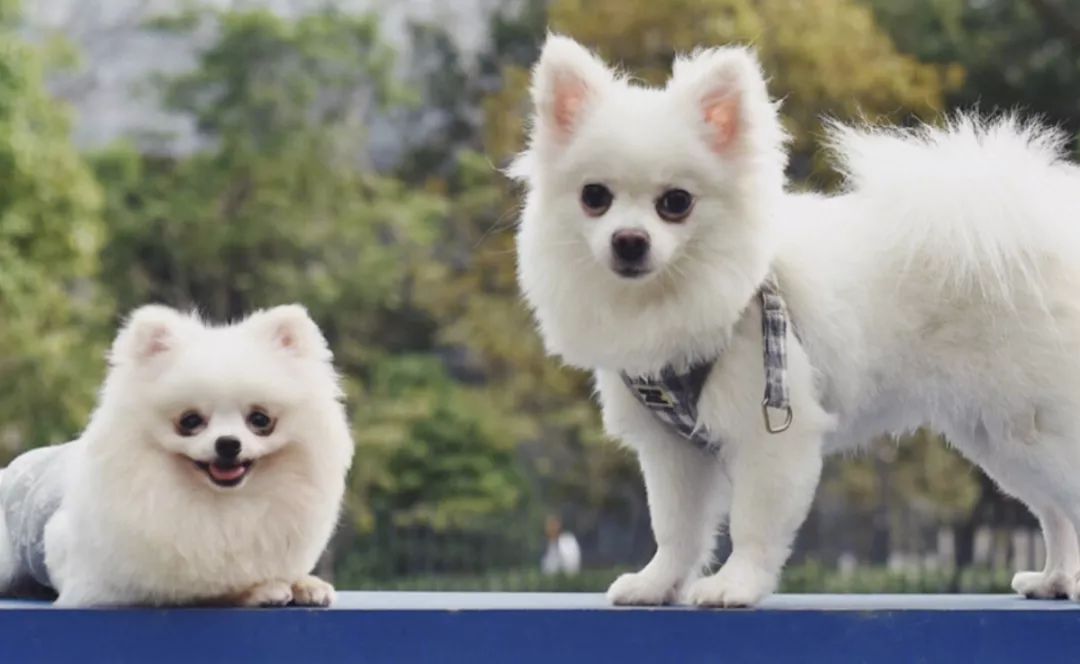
[208,464,247,481]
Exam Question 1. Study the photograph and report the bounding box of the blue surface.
[0,592,1078,663]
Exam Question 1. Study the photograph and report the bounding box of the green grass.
[780,561,1013,594]
[345,567,633,592]
[341,563,1015,594]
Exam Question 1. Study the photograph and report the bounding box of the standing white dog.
[0,304,354,607]
[513,35,1080,606]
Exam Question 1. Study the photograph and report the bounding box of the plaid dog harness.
[620,276,794,450]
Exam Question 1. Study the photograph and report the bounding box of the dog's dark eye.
[580,183,613,217]
[176,411,206,437]
[247,409,275,436]
[656,189,694,222]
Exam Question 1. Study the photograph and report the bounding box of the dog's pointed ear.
[111,305,189,366]
[530,34,613,144]
[668,47,772,154]
[247,304,331,361]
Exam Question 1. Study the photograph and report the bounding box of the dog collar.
[620,275,794,451]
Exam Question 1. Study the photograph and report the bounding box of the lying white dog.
[513,35,1080,606]
[0,305,354,606]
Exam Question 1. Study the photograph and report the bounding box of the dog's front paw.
[238,580,293,607]
[684,557,775,608]
[606,570,680,606]
[1013,570,1072,599]
[291,575,336,607]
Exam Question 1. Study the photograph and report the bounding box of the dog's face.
[104,304,347,491]
[515,36,785,284]
[556,110,707,281]
[512,36,787,369]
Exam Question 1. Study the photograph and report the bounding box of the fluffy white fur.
[514,35,1080,606]
[0,305,354,607]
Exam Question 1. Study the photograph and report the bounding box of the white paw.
[684,558,775,608]
[239,580,293,607]
[1012,570,1072,599]
[54,584,116,608]
[606,570,680,606]
[291,575,336,607]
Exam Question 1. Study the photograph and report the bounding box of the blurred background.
[3,0,1079,593]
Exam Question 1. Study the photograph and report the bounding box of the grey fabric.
[0,442,71,590]
[621,362,716,450]
[621,275,795,449]
[759,276,791,411]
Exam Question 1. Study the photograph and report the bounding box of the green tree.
[868,0,1080,142]
[362,355,526,530]
[0,0,106,451]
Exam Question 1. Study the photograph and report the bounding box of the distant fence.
[334,523,1024,594]
[334,477,1042,593]
[335,511,547,587]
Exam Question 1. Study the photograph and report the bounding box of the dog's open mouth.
[193,460,254,488]
[614,265,651,279]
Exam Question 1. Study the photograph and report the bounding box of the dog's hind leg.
[960,420,1080,599]
[1011,504,1079,599]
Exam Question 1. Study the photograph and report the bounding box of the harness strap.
[621,362,715,449]
[621,275,795,449]
[759,276,794,433]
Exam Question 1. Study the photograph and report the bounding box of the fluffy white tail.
[826,114,1080,305]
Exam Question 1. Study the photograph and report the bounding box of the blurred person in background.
[541,515,581,576]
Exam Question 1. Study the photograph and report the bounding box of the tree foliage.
[869,0,1080,143]
[0,0,105,450]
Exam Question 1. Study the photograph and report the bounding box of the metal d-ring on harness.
[620,275,795,450]
[759,276,794,434]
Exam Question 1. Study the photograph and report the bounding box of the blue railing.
[1,592,1078,663]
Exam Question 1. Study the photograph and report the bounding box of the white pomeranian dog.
[513,35,1080,607]
[0,304,354,607]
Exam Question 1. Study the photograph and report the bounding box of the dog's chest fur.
[56,444,343,602]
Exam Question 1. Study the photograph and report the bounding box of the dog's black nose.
[611,229,650,263]
[215,436,242,460]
